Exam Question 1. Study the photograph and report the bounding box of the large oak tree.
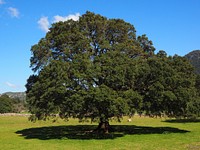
[26,12,145,132]
[26,12,199,133]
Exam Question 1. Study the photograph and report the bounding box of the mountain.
[185,50,200,74]
[2,92,26,101]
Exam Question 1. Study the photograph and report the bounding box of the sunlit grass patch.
[0,116,200,150]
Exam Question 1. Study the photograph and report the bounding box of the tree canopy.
[26,12,200,131]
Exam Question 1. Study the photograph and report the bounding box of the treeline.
[0,94,27,113]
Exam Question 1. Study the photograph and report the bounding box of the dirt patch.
[187,143,200,150]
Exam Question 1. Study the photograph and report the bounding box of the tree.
[0,94,26,113]
[27,11,200,133]
[26,11,146,133]
[135,53,198,118]
[0,95,12,113]
[135,56,173,117]
[170,55,197,117]
[137,34,155,57]
[157,50,167,58]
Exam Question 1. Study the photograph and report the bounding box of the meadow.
[0,115,200,150]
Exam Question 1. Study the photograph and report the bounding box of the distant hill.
[185,50,200,74]
[2,92,26,101]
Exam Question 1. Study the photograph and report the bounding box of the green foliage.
[26,11,200,123]
[0,95,12,113]
[137,34,155,57]
[134,52,197,118]
[187,97,200,118]
[27,11,146,122]
[157,50,167,58]
[123,89,143,115]
[195,74,200,96]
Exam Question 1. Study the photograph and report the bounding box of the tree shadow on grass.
[16,125,189,140]
[164,119,200,123]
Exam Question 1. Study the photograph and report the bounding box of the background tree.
[134,51,197,118]
[0,94,27,113]
[0,94,12,113]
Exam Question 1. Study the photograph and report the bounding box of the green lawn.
[0,116,200,150]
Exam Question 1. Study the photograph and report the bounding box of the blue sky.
[0,0,200,93]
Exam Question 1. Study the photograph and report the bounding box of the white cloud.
[38,13,80,32]
[5,82,17,88]
[53,13,80,23]
[38,16,50,32]
[8,7,19,18]
[0,0,5,4]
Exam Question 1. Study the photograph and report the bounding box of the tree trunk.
[94,120,110,134]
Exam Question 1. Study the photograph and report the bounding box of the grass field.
[0,115,200,150]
